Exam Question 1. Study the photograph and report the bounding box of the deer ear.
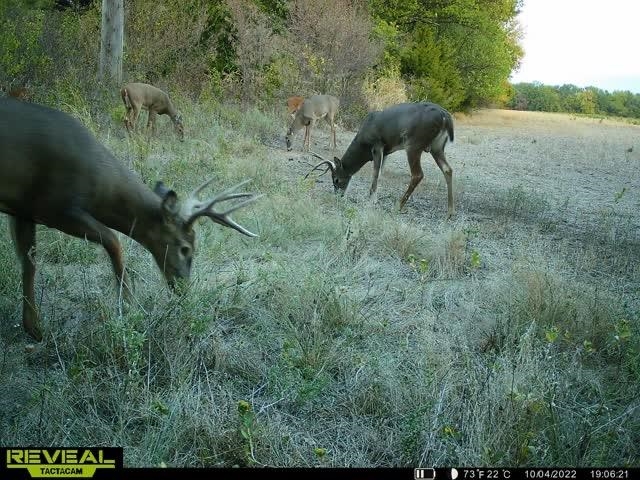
[333,156,342,167]
[160,190,180,216]
[154,181,171,197]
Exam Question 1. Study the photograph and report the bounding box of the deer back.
[300,94,339,120]
[123,82,173,115]
[354,103,451,153]
[339,102,453,175]
[0,98,147,222]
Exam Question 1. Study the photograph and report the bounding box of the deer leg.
[304,120,315,152]
[332,120,337,150]
[123,108,133,132]
[58,209,133,302]
[9,217,42,341]
[326,115,336,150]
[130,105,141,132]
[432,151,455,218]
[399,150,424,210]
[369,146,385,204]
[146,110,157,136]
[303,125,309,151]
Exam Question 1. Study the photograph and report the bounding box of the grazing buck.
[286,94,339,152]
[121,82,184,141]
[0,98,260,341]
[286,95,304,118]
[306,102,455,217]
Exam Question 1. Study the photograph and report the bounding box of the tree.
[98,0,123,86]
[509,82,640,119]
[368,0,523,110]
[226,0,276,104]
[287,0,381,101]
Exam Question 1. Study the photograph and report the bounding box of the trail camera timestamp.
[589,470,629,479]
[463,469,512,479]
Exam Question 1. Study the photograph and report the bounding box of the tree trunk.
[98,0,124,86]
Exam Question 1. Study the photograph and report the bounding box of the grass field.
[1,102,638,467]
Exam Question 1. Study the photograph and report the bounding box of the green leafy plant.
[469,250,481,270]
[238,400,259,465]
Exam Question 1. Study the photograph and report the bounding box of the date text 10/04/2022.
[453,469,631,480]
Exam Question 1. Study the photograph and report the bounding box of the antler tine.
[304,163,331,179]
[196,191,259,215]
[189,176,253,201]
[189,177,216,199]
[185,179,261,237]
[308,151,327,162]
[216,193,265,215]
[304,151,336,179]
[193,193,264,237]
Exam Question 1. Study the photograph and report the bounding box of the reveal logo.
[3,448,122,478]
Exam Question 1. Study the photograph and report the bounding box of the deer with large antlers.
[286,94,339,152]
[0,97,260,341]
[306,102,455,217]
[121,82,184,141]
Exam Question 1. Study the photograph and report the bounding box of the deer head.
[172,113,185,142]
[150,178,260,287]
[305,152,352,194]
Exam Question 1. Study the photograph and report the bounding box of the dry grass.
[1,106,638,467]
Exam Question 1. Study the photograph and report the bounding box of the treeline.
[0,0,523,124]
[508,82,640,119]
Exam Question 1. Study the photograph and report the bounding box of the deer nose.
[166,275,190,295]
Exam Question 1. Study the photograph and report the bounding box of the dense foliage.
[1,0,523,117]
[510,82,640,119]
[369,0,523,110]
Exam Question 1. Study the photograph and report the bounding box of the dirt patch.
[269,108,639,297]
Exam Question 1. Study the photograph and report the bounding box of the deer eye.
[180,246,191,257]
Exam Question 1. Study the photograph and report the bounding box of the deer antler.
[183,179,261,237]
[304,151,336,179]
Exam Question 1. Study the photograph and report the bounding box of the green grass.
[0,101,638,467]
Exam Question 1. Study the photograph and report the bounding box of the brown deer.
[0,97,260,341]
[286,94,339,152]
[8,86,29,101]
[306,102,455,217]
[286,95,304,119]
[121,82,184,141]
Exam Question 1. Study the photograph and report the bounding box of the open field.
[1,105,638,467]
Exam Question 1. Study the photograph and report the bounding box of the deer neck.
[340,138,371,175]
[166,101,179,120]
[95,175,163,246]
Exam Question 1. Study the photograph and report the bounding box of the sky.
[509,0,640,93]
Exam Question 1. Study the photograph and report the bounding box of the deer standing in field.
[286,95,304,119]
[286,94,339,152]
[0,97,260,341]
[121,82,184,141]
[306,102,455,217]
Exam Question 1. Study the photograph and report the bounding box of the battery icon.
[415,468,436,479]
